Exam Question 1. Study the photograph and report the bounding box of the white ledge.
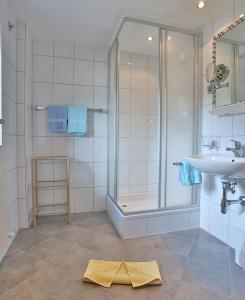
[209,102,245,117]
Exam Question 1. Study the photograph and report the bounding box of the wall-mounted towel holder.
[32,105,108,113]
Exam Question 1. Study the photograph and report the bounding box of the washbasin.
[186,155,245,178]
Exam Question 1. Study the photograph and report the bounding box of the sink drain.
[122,204,127,208]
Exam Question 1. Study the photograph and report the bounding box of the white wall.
[201,1,245,251]
[0,1,18,237]
[32,40,108,213]
[16,22,32,228]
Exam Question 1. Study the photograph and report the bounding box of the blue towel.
[48,106,68,132]
[67,105,87,134]
[179,160,202,186]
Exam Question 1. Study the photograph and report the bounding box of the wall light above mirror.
[207,15,245,109]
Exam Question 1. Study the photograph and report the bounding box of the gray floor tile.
[0,252,48,289]
[0,212,244,299]
[230,249,245,300]
[174,280,230,300]
[155,230,196,256]
[1,246,24,266]
[182,254,230,295]
[193,229,230,257]
[12,228,48,251]
[12,264,75,300]
[189,243,229,267]
[147,250,187,281]
[161,229,197,241]
[115,277,180,300]
[73,211,111,227]
[0,290,23,300]
[0,284,8,296]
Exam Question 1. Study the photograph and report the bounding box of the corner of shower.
[107,17,201,239]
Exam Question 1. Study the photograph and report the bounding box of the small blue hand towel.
[67,105,87,134]
[48,106,68,132]
[179,160,202,186]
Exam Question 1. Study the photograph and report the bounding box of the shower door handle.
[173,162,182,166]
[0,119,4,125]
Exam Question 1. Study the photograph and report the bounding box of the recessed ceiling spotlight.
[147,36,153,41]
[196,1,206,9]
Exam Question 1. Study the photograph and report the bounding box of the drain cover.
[122,204,127,208]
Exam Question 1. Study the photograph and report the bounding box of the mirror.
[210,17,245,107]
[205,62,215,83]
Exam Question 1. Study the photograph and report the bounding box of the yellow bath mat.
[82,259,162,288]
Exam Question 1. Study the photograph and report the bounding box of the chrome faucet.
[226,140,244,157]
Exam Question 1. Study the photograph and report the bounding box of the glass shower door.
[117,21,160,213]
[161,30,197,208]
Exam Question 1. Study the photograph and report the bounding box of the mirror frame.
[212,15,245,108]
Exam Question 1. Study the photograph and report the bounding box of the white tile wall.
[32,83,52,106]
[94,62,107,87]
[74,188,94,212]
[54,41,74,58]
[33,39,53,56]
[75,45,93,61]
[33,55,53,83]
[0,0,18,253]
[16,22,33,228]
[94,187,107,211]
[74,85,93,107]
[54,57,73,84]
[118,51,159,196]
[32,40,108,213]
[201,4,245,251]
[74,60,93,85]
[94,87,107,109]
[53,84,73,105]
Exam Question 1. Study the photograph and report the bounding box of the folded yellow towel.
[83,259,162,288]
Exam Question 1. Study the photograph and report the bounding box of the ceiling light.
[147,36,153,41]
[196,1,206,9]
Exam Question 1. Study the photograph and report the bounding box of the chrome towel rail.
[32,105,108,113]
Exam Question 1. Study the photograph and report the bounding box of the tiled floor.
[0,212,245,300]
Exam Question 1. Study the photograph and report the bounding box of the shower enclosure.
[107,18,201,238]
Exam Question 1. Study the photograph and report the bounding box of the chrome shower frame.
[107,17,203,215]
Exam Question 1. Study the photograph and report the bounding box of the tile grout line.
[52,41,55,213]
[72,43,75,214]
[179,228,199,281]
[228,248,233,300]
[92,48,95,211]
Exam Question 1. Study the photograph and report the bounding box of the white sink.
[186,155,245,178]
